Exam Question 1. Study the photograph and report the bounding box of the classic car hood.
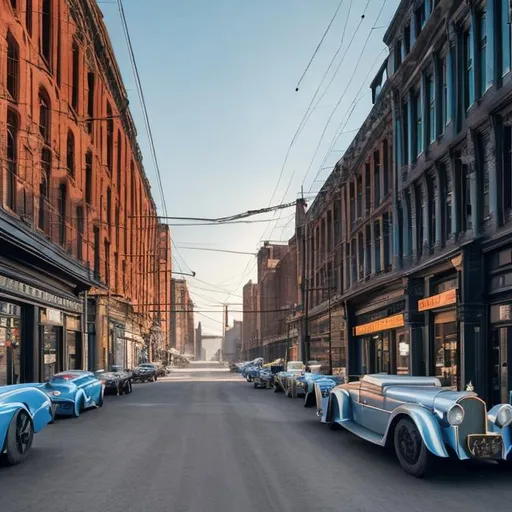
[384,385,476,410]
[0,383,46,396]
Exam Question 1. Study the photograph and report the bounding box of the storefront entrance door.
[42,325,63,380]
[491,327,512,405]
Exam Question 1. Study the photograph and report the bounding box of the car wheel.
[97,388,104,407]
[394,417,434,477]
[154,375,158,382]
[4,409,34,466]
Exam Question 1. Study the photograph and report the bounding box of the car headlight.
[52,391,61,397]
[495,404,512,428]
[447,404,465,426]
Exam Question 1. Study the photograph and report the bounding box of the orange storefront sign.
[418,288,457,312]
[354,314,405,336]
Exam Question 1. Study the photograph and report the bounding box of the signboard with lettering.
[418,288,457,312]
[354,314,405,336]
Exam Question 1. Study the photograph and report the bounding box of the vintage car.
[41,370,104,417]
[95,367,133,395]
[0,384,54,465]
[273,361,306,394]
[296,373,344,407]
[321,374,512,477]
[240,358,264,382]
[132,364,158,383]
[253,360,285,389]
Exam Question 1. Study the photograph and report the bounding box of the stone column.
[433,164,443,248]
[460,131,480,236]
[405,278,425,376]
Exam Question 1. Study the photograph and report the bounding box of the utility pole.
[297,193,309,365]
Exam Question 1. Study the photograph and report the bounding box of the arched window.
[39,88,51,144]
[6,109,19,210]
[10,0,16,11]
[106,102,113,173]
[66,130,75,177]
[41,0,52,64]
[39,148,51,232]
[7,32,19,102]
[85,151,93,204]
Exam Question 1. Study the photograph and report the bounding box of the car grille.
[457,396,487,455]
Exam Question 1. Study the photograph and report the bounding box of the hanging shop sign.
[418,288,457,312]
[354,314,405,336]
[0,275,82,313]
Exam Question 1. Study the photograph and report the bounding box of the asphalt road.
[2,366,512,512]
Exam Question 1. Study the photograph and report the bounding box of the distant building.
[223,320,242,362]
[242,281,259,359]
[171,279,195,354]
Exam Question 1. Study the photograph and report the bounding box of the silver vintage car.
[320,374,512,477]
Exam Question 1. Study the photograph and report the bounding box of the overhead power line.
[294,0,346,92]
[177,247,257,256]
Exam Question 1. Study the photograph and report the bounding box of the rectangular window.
[382,140,389,194]
[114,252,119,293]
[383,213,391,270]
[365,225,371,276]
[394,41,402,72]
[350,238,357,284]
[478,10,487,96]
[87,72,95,135]
[334,200,340,246]
[71,42,79,110]
[404,24,411,54]
[327,211,333,252]
[350,181,355,226]
[464,27,475,110]
[93,226,100,279]
[58,184,67,246]
[403,101,409,165]
[357,175,363,219]
[477,135,490,220]
[104,239,110,286]
[415,90,423,156]
[441,56,448,129]
[374,151,381,205]
[85,152,93,204]
[358,232,364,280]
[429,182,436,247]
[374,220,382,273]
[457,155,472,232]
[415,4,426,37]
[76,207,84,261]
[41,0,51,64]
[416,186,424,258]
[365,163,371,213]
[428,76,435,143]
[503,125,512,214]
[7,34,19,102]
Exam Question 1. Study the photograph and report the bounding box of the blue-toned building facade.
[385,0,512,404]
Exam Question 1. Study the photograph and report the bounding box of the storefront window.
[396,330,410,375]
[0,302,22,386]
[43,325,61,380]
[363,334,390,374]
[434,310,458,388]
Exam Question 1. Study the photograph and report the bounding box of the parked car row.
[240,360,512,478]
[0,362,167,467]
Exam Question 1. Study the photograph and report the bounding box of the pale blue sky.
[101,0,400,336]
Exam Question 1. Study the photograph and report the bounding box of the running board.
[338,420,385,446]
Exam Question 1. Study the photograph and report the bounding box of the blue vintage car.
[297,373,344,407]
[240,358,264,382]
[0,384,53,465]
[273,361,306,394]
[41,370,105,417]
[322,374,512,477]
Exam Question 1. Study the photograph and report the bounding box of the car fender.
[384,404,449,458]
[487,405,512,460]
[0,402,29,452]
[327,388,352,424]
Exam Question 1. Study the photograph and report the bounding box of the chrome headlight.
[52,391,61,397]
[447,404,465,426]
[495,404,512,428]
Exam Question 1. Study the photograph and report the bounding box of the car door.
[359,381,388,434]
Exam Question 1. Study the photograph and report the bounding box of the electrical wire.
[177,247,257,256]
[294,0,346,92]
[301,0,388,189]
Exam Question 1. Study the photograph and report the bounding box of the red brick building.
[0,0,171,382]
[171,278,194,355]
[242,280,259,359]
